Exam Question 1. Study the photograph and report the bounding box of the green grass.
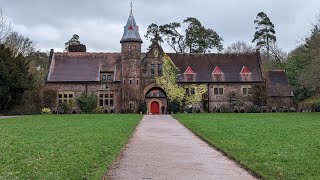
[174,113,320,180]
[0,114,142,179]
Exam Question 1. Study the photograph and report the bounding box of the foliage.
[175,113,320,180]
[156,54,185,103]
[156,54,208,108]
[145,17,223,53]
[41,108,51,114]
[42,88,57,108]
[224,41,255,54]
[65,34,86,52]
[285,19,320,102]
[25,51,49,86]
[300,95,320,112]
[138,100,147,114]
[248,104,261,113]
[0,114,142,179]
[4,31,35,56]
[144,23,163,45]
[167,100,182,114]
[252,82,267,106]
[0,44,34,112]
[315,102,320,112]
[78,93,98,113]
[61,101,71,114]
[252,12,277,57]
[184,84,208,105]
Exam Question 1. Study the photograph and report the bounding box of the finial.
[130,1,133,12]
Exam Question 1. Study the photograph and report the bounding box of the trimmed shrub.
[78,93,98,113]
[168,100,181,114]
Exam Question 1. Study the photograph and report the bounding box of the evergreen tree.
[252,12,277,58]
[0,44,34,112]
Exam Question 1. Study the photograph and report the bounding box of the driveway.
[108,115,256,180]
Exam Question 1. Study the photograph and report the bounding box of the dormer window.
[240,66,252,81]
[183,66,196,81]
[102,75,107,80]
[184,66,195,74]
[212,66,224,81]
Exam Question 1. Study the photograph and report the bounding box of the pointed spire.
[120,2,143,43]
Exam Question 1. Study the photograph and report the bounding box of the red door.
[150,101,160,114]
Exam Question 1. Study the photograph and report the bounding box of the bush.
[168,100,181,114]
[61,101,71,114]
[41,108,51,114]
[248,105,261,113]
[78,93,98,113]
[138,101,147,114]
[314,102,320,112]
[43,88,57,108]
[220,105,231,113]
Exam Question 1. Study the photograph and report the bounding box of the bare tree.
[4,32,35,56]
[0,7,13,43]
[224,41,255,54]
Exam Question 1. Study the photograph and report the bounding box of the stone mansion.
[45,9,293,114]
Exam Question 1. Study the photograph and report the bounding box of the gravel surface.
[108,115,256,180]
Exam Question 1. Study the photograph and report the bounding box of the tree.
[0,8,12,43]
[0,44,34,112]
[285,18,320,102]
[145,17,223,53]
[252,12,277,58]
[65,34,86,52]
[145,23,163,45]
[4,31,35,56]
[224,41,255,54]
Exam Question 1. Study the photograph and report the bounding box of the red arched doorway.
[150,101,160,114]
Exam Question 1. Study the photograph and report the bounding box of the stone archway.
[144,85,168,114]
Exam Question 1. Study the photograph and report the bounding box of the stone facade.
[45,9,294,114]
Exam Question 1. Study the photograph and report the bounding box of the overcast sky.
[1,0,320,53]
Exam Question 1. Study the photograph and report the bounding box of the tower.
[121,5,143,112]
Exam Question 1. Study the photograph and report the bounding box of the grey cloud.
[1,0,319,53]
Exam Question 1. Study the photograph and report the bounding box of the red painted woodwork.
[150,101,160,114]
[240,66,251,74]
[128,25,134,30]
[184,66,195,74]
[212,66,223,74]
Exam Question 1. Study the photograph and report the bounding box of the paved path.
[108,115,256,180]
[0,116,16,119]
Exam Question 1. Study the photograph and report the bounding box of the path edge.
[172,115,263,180]
[101,115,145,180]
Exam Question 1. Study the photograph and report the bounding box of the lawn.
[0,114,142,179]
[174,113,320,180]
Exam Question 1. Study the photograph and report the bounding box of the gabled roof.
[184,66,195,74]
[267,70,294,97]
[120,9,143,43]
[47,52,122,82]
[212,66,223,74]
[167,53,263,83]
[240,66,251,74]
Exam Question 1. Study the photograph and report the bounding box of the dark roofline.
[179,81,263,84]
[45,81,122,84]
